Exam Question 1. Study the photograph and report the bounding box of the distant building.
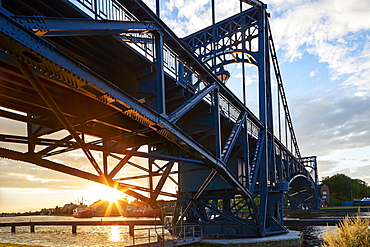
[320,184,330,207]
[60,203,77,214]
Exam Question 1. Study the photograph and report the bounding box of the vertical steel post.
[94,0,98,20]
[214,87,221,159]
[257,6,268,231]
[211,0,216,74]
[243,120,250,189]
[242,31,247,105]
[156,0,160,17]
[27,114,35,154]
[149,154,154,201]
[154,31,166,114]
[103,139,108,175]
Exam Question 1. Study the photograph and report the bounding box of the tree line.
[321,174,370,206]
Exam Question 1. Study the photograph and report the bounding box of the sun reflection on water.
[108,226,121,242]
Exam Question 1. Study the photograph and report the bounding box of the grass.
[322,214,370,247]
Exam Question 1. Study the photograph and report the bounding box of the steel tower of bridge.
[0,0,319,237]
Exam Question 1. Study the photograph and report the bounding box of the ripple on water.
[0,215,159,246]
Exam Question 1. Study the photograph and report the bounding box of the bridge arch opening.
[288,175,318,210]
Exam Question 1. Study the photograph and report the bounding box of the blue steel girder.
[221,112,247,163]
[0,8,263,234]
[12,16,160,37]
[168,83,218,123]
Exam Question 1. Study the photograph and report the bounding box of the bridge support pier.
[11,225,15,233]
[72,224,77,234]
[30,224,35,233]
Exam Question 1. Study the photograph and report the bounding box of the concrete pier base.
[194,231,302,247]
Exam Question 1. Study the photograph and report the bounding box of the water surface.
[0,215,163,246]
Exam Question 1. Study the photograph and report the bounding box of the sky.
[1,0,370,212]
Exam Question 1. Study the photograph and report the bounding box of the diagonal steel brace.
[13,58,104,176]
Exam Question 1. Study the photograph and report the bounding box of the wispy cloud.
[269,0,370,95]
[293,93,370,157]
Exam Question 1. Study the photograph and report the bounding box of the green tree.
[321,174,370,206]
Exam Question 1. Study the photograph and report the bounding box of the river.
[287,211,370,247]
[1,213,368,247]
[0,215,164,246]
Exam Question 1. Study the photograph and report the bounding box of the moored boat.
[354,197,370,206]
[73,206,94,218]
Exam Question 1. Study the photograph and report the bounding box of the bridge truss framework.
[0,0,319,237]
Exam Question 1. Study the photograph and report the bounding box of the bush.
[322,214,370,247]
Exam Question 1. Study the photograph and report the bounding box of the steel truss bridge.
[0,0,319,237]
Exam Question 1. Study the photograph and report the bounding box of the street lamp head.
[215,66,230,83]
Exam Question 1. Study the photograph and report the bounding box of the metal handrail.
[130,224,202,246]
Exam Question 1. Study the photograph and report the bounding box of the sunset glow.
[85,184,128,204]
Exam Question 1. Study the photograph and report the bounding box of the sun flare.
[86,184,126,203]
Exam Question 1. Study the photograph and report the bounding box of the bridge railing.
[70,0,136,21]
[67,0,260,139]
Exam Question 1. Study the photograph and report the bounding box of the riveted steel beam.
[13,16,159,37]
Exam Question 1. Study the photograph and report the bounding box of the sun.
[86,184,126,203]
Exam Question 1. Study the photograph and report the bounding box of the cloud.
[269,0,370,95]
[316,159,339,173]
[293,93,370,158]
[161,0,241,37]
[309,67,319,78]
[329,165,370,185]
[0,159,92,190]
